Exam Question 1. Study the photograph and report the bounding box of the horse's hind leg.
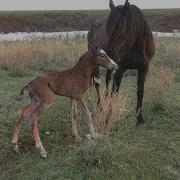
[29,103,47,158]
[12,104,33,153]
[71,100,81,140]
[136,67,148,127]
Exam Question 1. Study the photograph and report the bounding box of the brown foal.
[12,45,118,158]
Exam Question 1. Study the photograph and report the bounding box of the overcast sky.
[0,0,179,11]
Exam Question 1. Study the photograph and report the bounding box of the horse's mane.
[106,4,155,60]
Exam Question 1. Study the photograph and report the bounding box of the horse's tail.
[144,24,156,61]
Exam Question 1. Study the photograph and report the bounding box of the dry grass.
[0,39,86,76]
[87,88,130,135]
[147,64,175,110]
[165,39,180,58]
[0,42,32,76]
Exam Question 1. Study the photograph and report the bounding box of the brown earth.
[0,11,180,33]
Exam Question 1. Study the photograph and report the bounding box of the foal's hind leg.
[71,100,81,140]
[12,104,33,153]
[136,68,148,127]
[29,103,47,158]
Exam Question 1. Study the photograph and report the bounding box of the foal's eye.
[99,54,105,58]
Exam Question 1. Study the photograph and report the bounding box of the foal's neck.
[74,51,95,76]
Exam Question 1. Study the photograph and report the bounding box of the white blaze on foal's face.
[96,49,118,70]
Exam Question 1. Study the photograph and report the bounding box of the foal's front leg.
[76,98,98,140]
[71,100,81,140]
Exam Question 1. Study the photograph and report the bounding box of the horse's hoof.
[135,120,146,128]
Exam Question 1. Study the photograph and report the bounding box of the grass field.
[0,37,180,179]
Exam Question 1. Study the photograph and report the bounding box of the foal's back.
[27,64,92,104]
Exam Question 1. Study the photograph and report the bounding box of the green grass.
[0,37,180,179]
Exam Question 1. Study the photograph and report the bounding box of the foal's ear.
[88,43,97,54]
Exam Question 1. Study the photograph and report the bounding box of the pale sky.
[0,0,179,11]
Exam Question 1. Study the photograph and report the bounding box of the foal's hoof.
[86,133,105,141]
[12,143,19,153]
[36,146,48,159]
[73,135,82,142]
[40,151,48,159]
[86,134,94,143]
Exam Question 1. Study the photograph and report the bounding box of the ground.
[0,9,180,33]
[0,37,180,179]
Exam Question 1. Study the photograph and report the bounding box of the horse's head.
[107,0,130,36]
[89,44,118,71]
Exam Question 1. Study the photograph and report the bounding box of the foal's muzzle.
[108,62,118,71]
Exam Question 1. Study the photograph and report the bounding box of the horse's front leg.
[112,68,126,94]
[136,67,148,127]
[105,69,117,97]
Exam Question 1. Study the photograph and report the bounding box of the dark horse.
[88,0,155,126]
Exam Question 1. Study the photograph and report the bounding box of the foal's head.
[89,44,118,71]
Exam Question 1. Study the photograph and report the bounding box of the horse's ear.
[122,0,130,15]
[109,0,115,10]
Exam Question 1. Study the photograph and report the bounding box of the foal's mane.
[75,50,94,68]
[106,4,155,59]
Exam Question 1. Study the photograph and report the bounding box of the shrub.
[147,64,175,111]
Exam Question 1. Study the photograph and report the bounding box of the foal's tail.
[19,85,28,96]
[15,84,29,101]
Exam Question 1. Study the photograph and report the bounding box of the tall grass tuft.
[88,89,130,135]
[147,64,175,111]
[0,42,32,76]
